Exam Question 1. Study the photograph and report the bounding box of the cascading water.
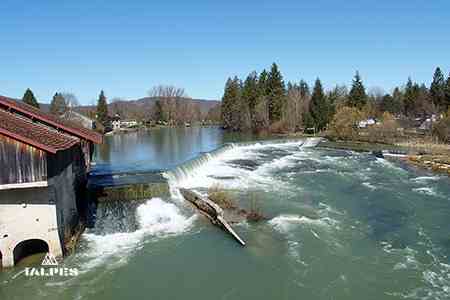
[80,138,323,270]
[3,131,449,300]
[163,137,323,189]
[163,143,236,188]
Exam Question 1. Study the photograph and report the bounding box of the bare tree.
[110,97,125,116]
[148,85,195,125]
[60,92,79,111]
[283,82,311,131]
[368,86,385,100]
[148,85,188,99]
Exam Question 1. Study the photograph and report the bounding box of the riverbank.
[316,138,450,177]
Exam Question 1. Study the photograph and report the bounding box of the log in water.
[179,188,246,246]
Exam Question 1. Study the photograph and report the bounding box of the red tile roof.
[0,96,103,144]
[0,110,78,153]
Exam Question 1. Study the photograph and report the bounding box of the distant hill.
[126,97,220,114]
[40,97,220,119]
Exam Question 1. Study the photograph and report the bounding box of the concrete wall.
[0,204,63,268]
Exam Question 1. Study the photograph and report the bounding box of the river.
[1,127,449,300]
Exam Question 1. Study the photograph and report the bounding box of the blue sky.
[0,0,449,104]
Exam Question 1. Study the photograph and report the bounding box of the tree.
[50,92,67,115]
[308,78,329,131]
[153,99,167,122]
[221,77,241,130]
[221,78,234,129]
[258,69,269,96]
[22,88,39,108]
[205,104,221,124]
[96,90,108,125]
[148,85,190,125]
[254,96,269,132]
[61,93,79,111]
[415,84,435,118]
[266,63,285,122]
[242,72,260,131]
[445,72,450,110]
[329,106,363,140]
[347,71,367,109]
[403,78,420,117]
[380,94,398,114]
[284,83,299,132]
[392,87,404,114]
[326,85,347,124]
[432,108,450,142]
[367,112,401,143]
[430,67,446,111]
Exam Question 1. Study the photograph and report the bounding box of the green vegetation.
[22,88,40,108]
[266,63,285,122]
[96,90,108,125]
[97,182,170,202]
[220,64,450,145]
[50,92,67,115]
[347,71,367,109]
[309,78,331,131]
[432,109,450,143]
[150,85,203,126]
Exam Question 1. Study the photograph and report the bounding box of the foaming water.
[79,198,196,270]
[412,187,438,196]
[4,133,450,300]
[163,138,323,190]
[269,214,338,234]
[81,138,323,271]
[81,138,450,299]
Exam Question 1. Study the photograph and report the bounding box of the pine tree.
[403,78,420,117]
[242,72,259,131]
[380,94,396,114]
[22,88,40,108]
[430,67,446,111]
[258,69,269,96]
[445,72,450,110]
[299,80,310,99]
[309,78,328,131]
[50,92,67,115]
[221,78,233,129]
[347,71,367,109]
[326,87,342,123]
[392,87,404,114]
[96,90,108,125]
[221,77,241,130]
[266,63,285,122]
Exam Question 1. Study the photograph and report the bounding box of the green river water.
[1,127,449,300]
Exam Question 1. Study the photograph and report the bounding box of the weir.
[87,137,324,246]
[87,171,170,202]
[88,138,323,203]
[164,137,323,186]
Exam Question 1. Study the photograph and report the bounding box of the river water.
[1,127,449,300]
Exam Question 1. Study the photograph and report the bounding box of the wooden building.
[0,96,102,267]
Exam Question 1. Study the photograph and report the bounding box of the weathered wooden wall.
[0,136,47,184]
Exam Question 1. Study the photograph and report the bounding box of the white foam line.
[79,198,196,271]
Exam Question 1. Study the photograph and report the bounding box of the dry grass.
[396,139,450,155]
[246,193,266,222]
[207,184,236,209]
